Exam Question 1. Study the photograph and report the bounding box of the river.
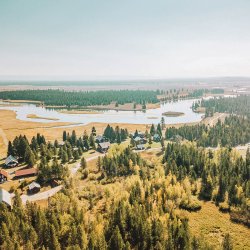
[0,99,203,125]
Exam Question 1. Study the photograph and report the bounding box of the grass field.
[188,201,250,249]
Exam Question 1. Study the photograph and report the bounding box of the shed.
[5,155,18,168]
[0,188,11,208]
[28,181,41,194]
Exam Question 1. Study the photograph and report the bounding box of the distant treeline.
[193,95,250,117]
[166,115,250,147]
[188,88,224,98]
[0,89,159,107]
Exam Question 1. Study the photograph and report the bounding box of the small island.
[162,111,185,117]
[27,114,59,121]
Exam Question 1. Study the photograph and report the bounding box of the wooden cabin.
[98,142,110,153]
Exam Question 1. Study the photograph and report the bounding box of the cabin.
[134,136,147,144]
[153,134,161,142]
[136,144,145,150]
[15,168,38,179]
[95,135,106,143]
[98,142,110,153]
[28,181,41,194]
[5,155,18,168]
[0,188,12,209]
[0,169,8,183]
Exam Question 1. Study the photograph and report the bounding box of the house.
[0,169,8,183]
[28,181,41,194]
[98,142,110,153]
[95,135,106,143]
[5,155,18,168]
[0,188,11,208]
[134,136,147,144]
[136,144,145,150]
[153,134,161,142]
[15,168,38,179]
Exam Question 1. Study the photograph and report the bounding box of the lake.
[0,99,203,125]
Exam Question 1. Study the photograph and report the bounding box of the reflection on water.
[0,99,204,125]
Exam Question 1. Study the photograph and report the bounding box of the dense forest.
[0,89,159,107]
[166,115,250,147]
[2,144,244,249]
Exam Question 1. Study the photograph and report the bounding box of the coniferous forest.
[0,89,159,107]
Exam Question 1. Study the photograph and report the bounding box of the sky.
[0,0,250,80]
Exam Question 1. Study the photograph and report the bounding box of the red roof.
[0,169,8,178]
[15,168,37,177]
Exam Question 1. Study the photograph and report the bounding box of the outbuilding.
[28,181,41,194]
[15,168,38,179]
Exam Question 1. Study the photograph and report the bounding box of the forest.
[0,89,159,107]
[1,141,247,249]
[165,115,250,147]
[193,95,250,117]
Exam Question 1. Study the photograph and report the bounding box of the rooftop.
[15,168,38,177]
[0,188,11,207]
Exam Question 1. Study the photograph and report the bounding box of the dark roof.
[0,169,8,178]
[98,142,110,149]
[5,155,18,165]
[15,168,37,177]
[0,188,11,207]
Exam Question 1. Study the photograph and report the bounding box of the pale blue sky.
[0,0,250,80]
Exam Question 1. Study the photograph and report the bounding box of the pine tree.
[63,131,67,141]
[222,234,233,250]
[7,141,15,156]
[109,226,124,250]
[81,157,87,169]
[150,124,156,135]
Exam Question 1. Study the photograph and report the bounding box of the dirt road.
[21,153,103,204]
